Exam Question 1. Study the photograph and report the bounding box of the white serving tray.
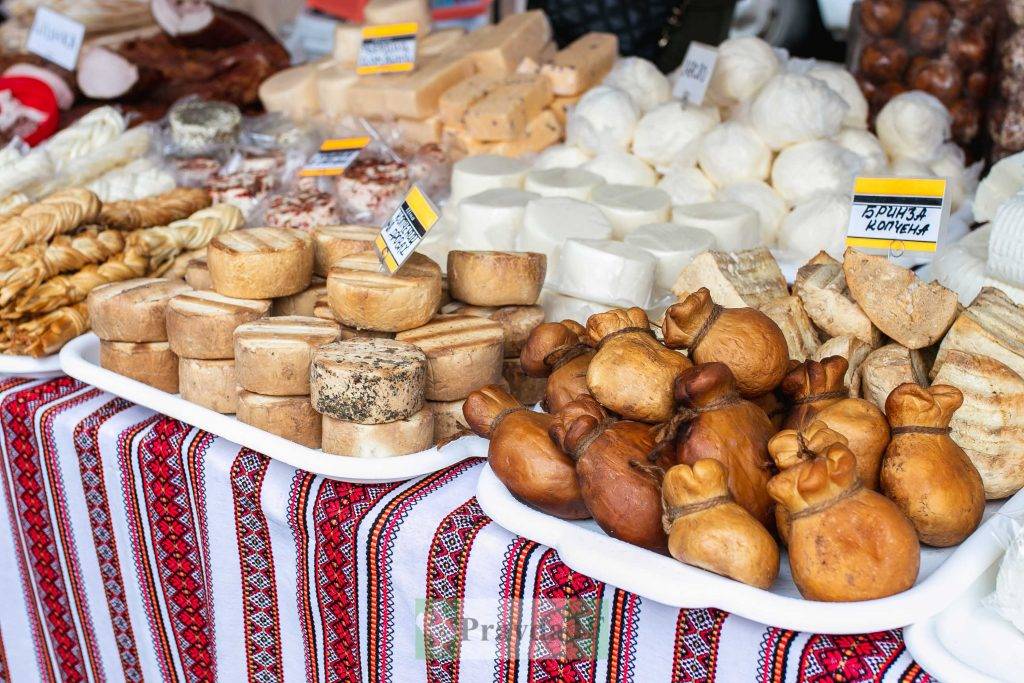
[0,348,66,377]
[476,463,1024,634]
[60,333,486,482]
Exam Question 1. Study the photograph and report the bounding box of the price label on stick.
[672,41,718,106]
[375,185,439,274]
[357,23,418,75]
[299,136,370,177]
[25,7,85,70]
[846,177,949,261]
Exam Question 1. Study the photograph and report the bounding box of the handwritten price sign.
[672,42,718,106]
[25,7,85,70]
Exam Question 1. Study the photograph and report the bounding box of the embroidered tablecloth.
[0,375,934,682]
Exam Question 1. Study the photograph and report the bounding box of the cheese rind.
[518,197,614,284]
[590,184,671,239]
[310,338,427,423]
[184,256,212,290]
[541,32,618,96]
[234,316,342,396]
[441,303,545,357]
[555,238,656,308]
[237,391,322,448]
[321,406,434,458]
[447,251,546,306]
[166,290,271,359]
[453,188,537,251]
[208,227,314,299]
[523,167,604,200]
[99,340,179,393]
[272,282,328,317]
[623,223,715,292]
[327,252,442,332]
[395,315,505,400]
[450,154,529,204]
[178,358,239,413]
[671,201,761,252]
[313,224,378,276]
[429,399,468,441]
[88,277,192,342]
[671,249,788,309]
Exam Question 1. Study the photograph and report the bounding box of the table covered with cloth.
[0,374,935,682]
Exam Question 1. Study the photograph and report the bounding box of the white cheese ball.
[716,180,788,245]
[697,122,771,185]
[771,139,862,205]
[566,85,639,154]
[582,151,657,186]
[603,57,672,113]
[749,73,848,150]
[778,192,851,260]
[874,91,951,162]
[631,101,720,170]
[890,157,932,177]
[705,36,779,106]
[835,128,888,174]
[930,142,976,213]
[807,63,869,129]
[533,144,592,169]
[657,167,717,205]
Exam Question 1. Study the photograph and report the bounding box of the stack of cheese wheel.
[87,278,193,393]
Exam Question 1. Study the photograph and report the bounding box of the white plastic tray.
[0,348,66,377]
[60,333,486,482]
[476,463,1024,634]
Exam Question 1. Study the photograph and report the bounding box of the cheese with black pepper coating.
[395,314,504,401]
[321,406,434,457]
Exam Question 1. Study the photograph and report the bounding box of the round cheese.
[624,222,716,292]
[453,188,537,251]
[590,184,672,239]
[537,288,610,326]
[208,227,314,299]
[566,85,639,154]
[272,282,327,317]
[748,73,847,150]
[313,224,378,276]
[836,128,889,175]
[715,181,788,245]
[533,144,592,170]
[166,290,271,359]
[807,63,868,129]
[321,406,434,458]
[184,256,212,290]
[99,340,178,393]
[523,167,605,200]
[429,399,468,442]
[237,391,322,448]
[874,91,950,162]
[234,316,342,396]
[178,358,238,413]
[442,302,545,357]
[696,122,772,186]
[310,338,427,423]
[395,315,505,401]
[657,167,716,206]
[602,57,671,113]
[450,154,529,204]
[258,64,319,119]
[770,139,861,205]
[327,252,442,332]
[88,277,192,342]
[518,197,614,284]
[777,193,850,261]
[671,201,761,251]
[631,101,719,170]
[315,62,359,120]
[704,36,779,106]
[582,151,657,186]
[554,238,656,308]
[447,251,545,306]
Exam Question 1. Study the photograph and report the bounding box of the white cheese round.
[807,63,868,129]
[533,144,592,169]
[974,151,1024,222]
[875,91,951,162]
[566,85,639,154]
[934,224,990,305]
[602,57,671,113]
[704,36,779,106]
[748,73,847,150]
[835,128,888,174]
[771,139,862,205]
[454,188,538,251]
[697,122,771,185]
[672,201,761,252]
[538,288,611,326]
[624,222,716,292]
[450,154,529,204]
[657,167,716,205]
[582,151,657,186]
[519,197,615,284]
[777,192,851,261]
[554,238,656,307]
[715,180,788,245]
[524,167,605,200]
[631,101,719,170]
[590,183,672,239]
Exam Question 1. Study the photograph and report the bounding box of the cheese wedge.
[313,224,378,276]
[179,358,239,413]
[395,315,505,401]
[99,340,178,393]
[671,249,788,310]
[208,227,314,299]
[760,296,820,362]
[442,302,545,357]
[327,252,442,332]
[166,290,271,359]
[185,256,212,290]
[234,316,342,396]
[272,281,327,317]
[88,277,192,342]
[322,406,434,457]
[237,391,322,448]
[447,251,546,306]
[794,260,880,347]
[540,33,618,96]
[429,398,468,441]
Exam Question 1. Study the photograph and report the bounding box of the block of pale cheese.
[555,238,656,308]
[166,290,271,359]
[99,340,179,393]
[447,251,546,306]
[464,10,552,77]
[310,338,427,423]
[327,252,442,332]
[321,406,434,457]
[420,27,465,57]
[237,391,322,448]
[185,256,212,290]
[672,201,761,252]
[258,64,319,119]
[503,357,547,406]
[590,184,672,239]
[272,280,327,317]
[464,74,553,142]
[624,223,716,292]
[523,167,605,200]
[541,32,618,96]
[439,74,499,126]
[485,110,563,157]
[450,154,529,204]
[396,115,442,145]
[395,315,505,400]
[315,62,359,120]
[208,227,314,299]
[88,278,192,342]
[453,188,537,251]
[442,302,545,357]
[429,399,468,441]
[313,224,377,276]
[518,196,614,284]
[517,41,557,74]
[333,24,362,65]
[348,55,475,119]
[550,95,581,124]
[537,289,610,325]
[234,316,341,396]
[363,0,432,31]
[178,358,238,413]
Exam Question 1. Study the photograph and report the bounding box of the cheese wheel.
[450,154,529,204]
[624,223,716,292]
[671,202,761,252]
[321,406,434,458]
[88,278,192,342]
[236,391,322,448]
[503,357,547,406]
[258,64,319,119]
[184,256,212,291]
[590,184,672,239]
[234,316,342,396]
[310,338,427,423]
[429,399,468,442]
[313,224,377,276]
[208,227,314,299]
[533,145,592,170]
[272,282,327,317]
[363,0,431,32]
[166,290,271,359]
[523,167,605,200]
[178,358,238,413]
[518,197,614,284]
[453,188,537,251]
[395,315,505,400]
[442,302,545,357]
[447,251,546,306]
[316,62,359,120]
[327,252,442,332]
[99,340,178,393]
[555,239,656,308]
[582,151,657,186]
[537,288,610,325]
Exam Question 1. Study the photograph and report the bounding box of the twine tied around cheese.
[664,495,732,523]
[792,390,848,405]
[789,481,863,521]
[688,303,723,353]
[566,417,617,462]
[544,343,592,372]
[891,425,951,436]
[490,405,528,432]
[596,326,655,351]
[647,395,744,462]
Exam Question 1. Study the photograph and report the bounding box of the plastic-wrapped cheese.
[523,167,605,200]
[988,194,1024,287]
[771,139,862,205]
[454,188,537,251]
[533,144,592,169]
[555,239,655,307]
[671,201,761,251]
[777,192,850,260]
[624,222,716,291]
[715,181,787,245]
[450,154,529,204]
[518,197,614,283]
[631,102,719,170]
[538,288,610,325]
[582,151,656,186]
[696,122,771,185]
[590,184,672,238]
[836,128,888,174]
[602,57,671,113]
[565,85,639,154]
[657,167,716,205]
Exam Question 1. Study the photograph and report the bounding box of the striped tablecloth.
[0,375,934,682]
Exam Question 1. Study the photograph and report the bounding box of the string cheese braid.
[34,126,152,198]
[98,187,213,231]
[40,106,126,171]
[0,228,126,305]
[0,152,53,201]
[0,188,102,255]
[9,248,149,317]
[87,159,176,202]
[126,204,244,273]
[159,248,206,279]
[7,301,90,357]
